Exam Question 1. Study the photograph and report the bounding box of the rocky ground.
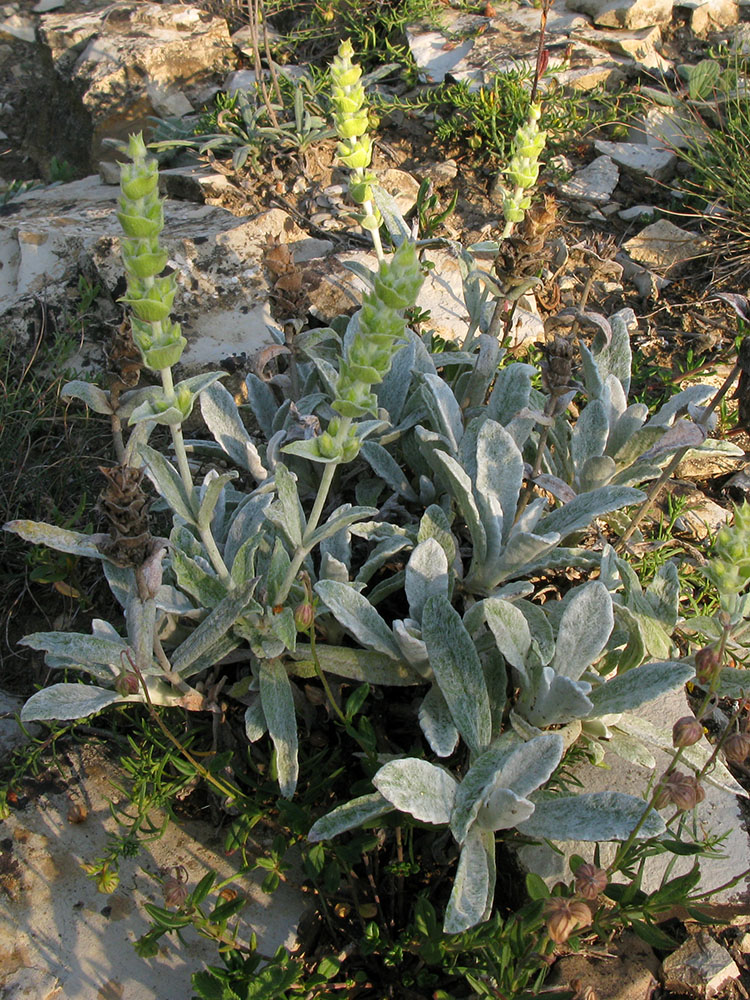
[3,0,750,997]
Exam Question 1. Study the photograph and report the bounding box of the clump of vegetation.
[3,25,750,1000]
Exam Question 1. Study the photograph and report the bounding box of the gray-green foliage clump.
[4,39,745,940]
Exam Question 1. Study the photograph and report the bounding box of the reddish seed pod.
[294,602,315,631]
[574,863,608,901]
[672,716,703,748]
[724,731,750,763]
[544,897,592,944]
[694,646,722,685]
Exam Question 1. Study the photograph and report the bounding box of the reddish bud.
[116,671,140,696]
[294,602,315,631]
[163,875,189,908]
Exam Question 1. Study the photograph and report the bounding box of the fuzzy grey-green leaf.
[308,793,393,842]
[373,758,457,824]
[517,791,665,841]
[422,595,491,756]
[20,683,125,722]
[260,658,298,799]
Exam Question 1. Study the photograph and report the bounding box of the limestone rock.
[594,139,677,181]
[557,154,620,205]
[663,931,740,996]
[623,220,705,274]
[0,743,304,1000]
[679,0,739,34]
[0,13,35,42]
[547,932,659,1000]
[572,24,672,72]
[0,691,38,754]
[619,204,658,221]
[0,175,323,375]
[566,0,674,28]
[30,3,236,172]
[378,168,421,217]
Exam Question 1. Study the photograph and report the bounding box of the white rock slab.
[663,931,741,995]
[557,155,619,205]
[566,0,674,28]
[593,139,677,181]
[0,744,305,1000]
[623,219,706,274]
[518,689,750,917]
[0,176,319,373]
[306,247,542,349]
[406,25,477,84]
[572,25,672,73]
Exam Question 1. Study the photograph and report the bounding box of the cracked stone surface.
[0,744,306,1000]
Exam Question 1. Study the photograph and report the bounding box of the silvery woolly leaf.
[418,504,457,567]
[21,683,126,723]
[572,399,608,479]
[419,684,459,758]
[245,372,277,440]
[713,667,750,700]
[578,455,617,493]
[289,643,422,686]
[406,538,449,621]
[487,531,560,587]
[224,494,273,568]
[138,444,196,524]
[260,658,298,799]
[265,463,304,548]
[521,668,593,728]
[645,562,680,628]
[372,183,412,245]
[476,785,535,832]
[308,793,393,843]
[443,827,495,934]
[171,578,260,677]
[20,632,126,678]
[552,581,613,681]
[539,486,644,540]
[356,535,413,586]
[420,437,487,564]
[606,727,657,769]
[596,308,635,396]
[638,419,707,462]
[373,758,458,825]
[361,442,419,502]
[450,735,520,843]
[61,380,113,415]
[315,580,403,661]
[588,661,694,717]
[393,620,431,678]
[649,384,714,427]
[422,595,492,757]
[517,791,665,841]
[377,340,416,425]
[476,420,524,546]
[483,598,532,669]
[200,382,268,481]
[197,471,238,533]
[4,520,110,562]
[244,698,267,742]
[306,505,379,550]
[422,373,464,454]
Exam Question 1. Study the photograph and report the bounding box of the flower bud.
[116,671,140,696]
[724,731,750,763]
[294,602,315,631]
[544,897,592,944]
[672,716,703,748]
[694,646,722,685]
[574,863,608,901]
